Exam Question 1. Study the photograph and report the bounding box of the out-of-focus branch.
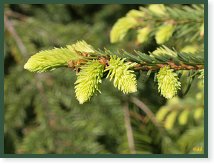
[130,96,172,154]
[123,102,136,154]
[130,97,164,133]
[4,14,28,57]
[5,10,27,21]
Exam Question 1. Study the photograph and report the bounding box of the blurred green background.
[4,4,204,154]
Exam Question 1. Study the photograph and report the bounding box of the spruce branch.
[95,46,204,71]
[24,40,204,103]
[110,4,204,44]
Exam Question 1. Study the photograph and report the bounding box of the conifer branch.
[95,46,204,71]
[110,4,204,44]
[131,97,165,134]
[24,40,204,103]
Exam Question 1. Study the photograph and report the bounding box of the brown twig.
[130,97,165,135]
[134,63,204,71]
[4,14,28,57]
[5,10,27,21]
[123,102,136,154]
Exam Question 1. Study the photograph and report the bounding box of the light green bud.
[157,66,181,99]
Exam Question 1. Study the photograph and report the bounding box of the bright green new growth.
[110,8,146,43]
[157,66,181,99]
[105,56,137,94]
[70,40,95,53]
[164,111,178,130]
[110,17,137,43]
[156,107,170,122]
[110,4,204,45]
[148,4,167,16]
[24,47,82,73]
[155,24,175,44]
[194,107,204,120]
[137,27,151,44]
[75,60,104,104]
[152,46,177,58]
[178,110,190,125]
[181,45,199,53]
[126,9,144,18]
